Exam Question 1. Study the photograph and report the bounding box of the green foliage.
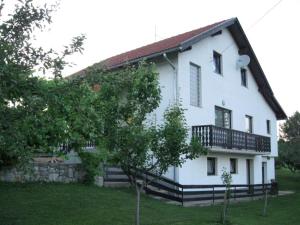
[78,151,106,184]
[0,0,91,168]
[277,139,300,173]
[277,111,300,173]
[221,169,232,188]
[280,111,300,142]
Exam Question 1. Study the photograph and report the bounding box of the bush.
[78,152,103,184]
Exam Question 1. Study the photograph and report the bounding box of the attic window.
[241,69,247,87]
[266,120,271,134]
[213,51,222,75]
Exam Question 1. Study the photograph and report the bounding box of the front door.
[262,162,267,184]
[246,159,253,194]
[246,159,251,185]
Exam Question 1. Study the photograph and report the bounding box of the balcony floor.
[208,146,271,155]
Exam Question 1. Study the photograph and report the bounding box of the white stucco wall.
[149,58,177,126]
[177,154,274,185]
[177,29,277,157]
[178,154,252,185]
[153,28,278,184]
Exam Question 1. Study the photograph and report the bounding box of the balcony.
[192,125,271,153]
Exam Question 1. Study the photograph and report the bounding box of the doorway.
[246,159,252,185]
[246,159,253,194]
[262,162,267,184]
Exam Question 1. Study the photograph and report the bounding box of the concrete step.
[104,181,130,188]
[105,166,123,172]
[105,174,128,180]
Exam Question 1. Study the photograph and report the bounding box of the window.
[241,68,247,87]
[245,115,253,133]
[213,51,222,74]
[190,63,201,107]
[230,158,237,174]
[215,106,231,129]
[207,157,217,175]
[266,120,271,134]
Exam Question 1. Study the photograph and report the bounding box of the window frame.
[189,62,202,107]
[213,51,222,75]
[241,68,248,87]
[230,158,238,174]
[245,115,253,133]
[207,157,217,176]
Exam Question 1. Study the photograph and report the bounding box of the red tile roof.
[101,19,227,69]
[69,18,287,120]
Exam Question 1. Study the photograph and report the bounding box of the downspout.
[163,53,178,104]
[163,53,179,182]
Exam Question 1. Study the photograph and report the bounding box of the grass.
[0,169,299,225]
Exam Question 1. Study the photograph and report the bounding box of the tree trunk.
[135,183,141,225]
[222,190,227,224]
[262,186,268,216]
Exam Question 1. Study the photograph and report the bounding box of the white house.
[76,18,286,186]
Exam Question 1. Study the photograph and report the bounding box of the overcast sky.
[28,0,300,117]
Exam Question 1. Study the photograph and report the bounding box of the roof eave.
[104,46,182,70]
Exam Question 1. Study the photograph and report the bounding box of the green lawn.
[0,169,299,225]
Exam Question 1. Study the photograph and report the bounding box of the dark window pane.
[241,69,247,87]
[215,108,224,127]
[207,157,216,175]
[266,120,271,134]
[215,106,231,129]
[213,51,222,74]
[230,158,237,174]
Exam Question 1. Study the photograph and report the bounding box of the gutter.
[163,53,178,104]
[107,46,181,70]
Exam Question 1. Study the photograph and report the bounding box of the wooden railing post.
[209,125,213,147]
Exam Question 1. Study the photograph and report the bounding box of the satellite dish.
[236,55,250,68]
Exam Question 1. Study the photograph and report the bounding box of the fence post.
[103,164,107,181]
[181,187,184,206]
[234,186,236,201]
[213,186,215,205]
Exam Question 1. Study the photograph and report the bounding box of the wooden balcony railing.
[192,125,271,153]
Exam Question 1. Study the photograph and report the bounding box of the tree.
[85,62,207,225]
[278,111,300,173]
[0,0,92,168]
[280,111,300,142]
[220,169,232,225]
[43,78,106,183]
[277,139,300,173]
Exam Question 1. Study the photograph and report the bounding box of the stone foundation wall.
[0,162,86,183]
